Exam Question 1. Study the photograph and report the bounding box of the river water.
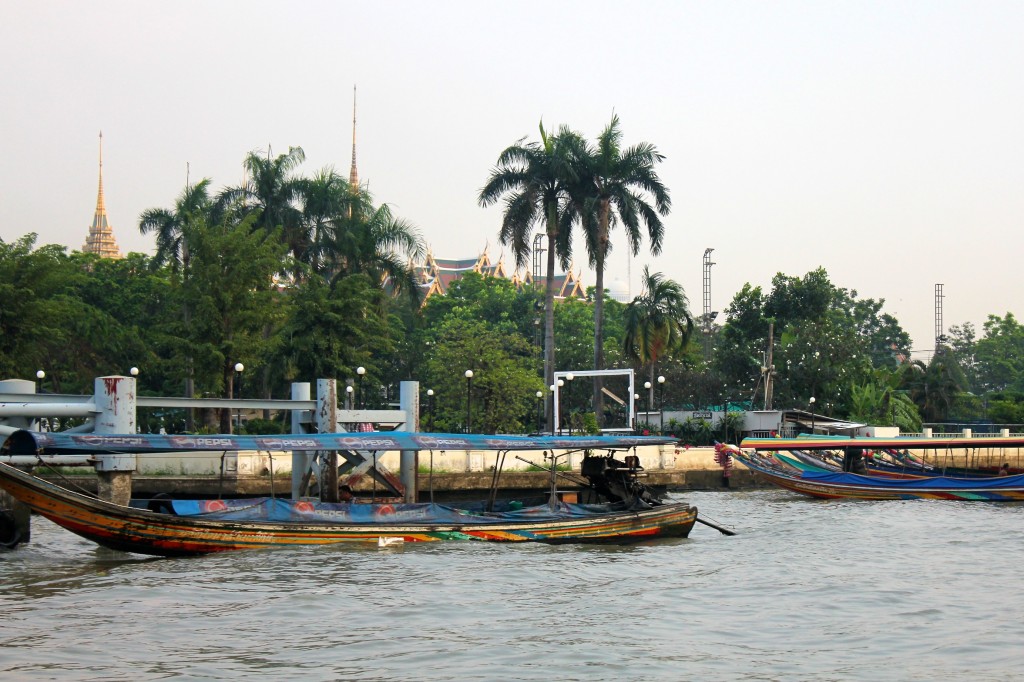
[2,490,1023,681]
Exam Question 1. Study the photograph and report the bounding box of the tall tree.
[139,178,213,274]
[566,116,671,423]
[623,267,694,401]
[177,214,288,431]
[139,178,214,426]
[319,192,425,302]
[222,147,308,262]
[299,167,351,272]
[478,122,584,429]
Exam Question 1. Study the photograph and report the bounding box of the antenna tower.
[934,283,945,353]
[532,233,545,283]
[702,248,716,361]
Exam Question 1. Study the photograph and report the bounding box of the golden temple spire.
[83,131,121,259]
[349,85,359,190]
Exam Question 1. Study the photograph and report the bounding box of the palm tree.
[623,267,694,403]
[222,146,308,262]
[567,115,671,422]
[319,191,425,303]
[478,122,584,429]
[139,178,213,273]
[299,167,352,272]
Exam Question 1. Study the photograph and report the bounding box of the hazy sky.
[3,1,1022,358]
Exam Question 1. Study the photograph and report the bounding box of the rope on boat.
[33,453,98,498]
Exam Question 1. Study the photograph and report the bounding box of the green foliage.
[623,267,693,368]
[422,272,541,340]
[714,268,911,415]
[242,417,287,435]
[272,273,395,388]
[421,318,544,434]
[177,213,288,403]
[975,313,1024,393]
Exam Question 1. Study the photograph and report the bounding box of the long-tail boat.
[0,430,700,556]
[733,436,1024,501]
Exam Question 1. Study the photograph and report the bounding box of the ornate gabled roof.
[410,243,584,304]
[82,132,121,259]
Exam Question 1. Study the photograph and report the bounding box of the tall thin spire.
[349,85,359,190]
[83,131,121,259]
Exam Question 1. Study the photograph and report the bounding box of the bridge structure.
[0,377,420,508]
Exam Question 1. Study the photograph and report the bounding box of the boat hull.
[735,452,1024,501]
[0,463,696,556]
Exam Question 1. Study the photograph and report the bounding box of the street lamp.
[426,389,434,431]
[356,366,366,409]
[565,373,574,434]
[556,379,565,434]
[234,362,244,434]
[634,393,641,432]
[346,384,354,410]
[465,370,474,433]
[535,390,543,433]
[658,375,666,435]
[644,381,652,429]
[809,396,816,435]
[35,370,45,393]
[130,367,139,377]
[549,384,557,435]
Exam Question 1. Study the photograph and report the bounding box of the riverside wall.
[37,442,1024,499]
[40,445,767,498]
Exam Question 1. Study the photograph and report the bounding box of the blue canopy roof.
[1,430,675,456]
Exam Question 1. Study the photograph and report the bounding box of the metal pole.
[290,382,311,500]
[535,391,542,432]
[658,375,665,435]
[465,370,473,433]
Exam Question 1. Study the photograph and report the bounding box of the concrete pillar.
[290,382,312,500]
[1002,428,1010,438]
[93,376,137,507]
[0,379,36,541]
[962,428,972,439]
[399,381,419,502]
[923,427,932,438]
[317,379,339,502]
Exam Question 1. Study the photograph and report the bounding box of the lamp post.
[234,362,244,434]
[346,384,354,410]
[644,381,652,430]
[356,366,366,409]
[565,373,574,434]
[658,375,666,434]
[35,370,45,393]
[556,379,564,434]
[549,384,557,435]
[464,370,474,433]
[809,396,816,435]
[634,393,641,432]
[426,389,434,431]
[535,390,543,433]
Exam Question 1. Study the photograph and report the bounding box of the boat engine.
[581,454,663,506]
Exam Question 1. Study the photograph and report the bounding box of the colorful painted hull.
[733,451,1024,501]
[740,435,1024,452]
[0,463,696,556]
